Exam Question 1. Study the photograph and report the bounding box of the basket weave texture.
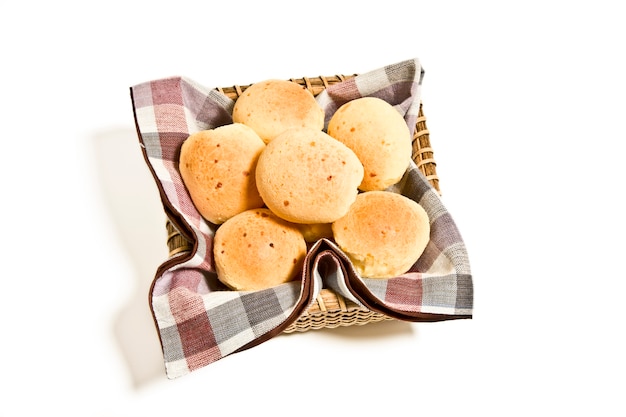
[165,74,440,333]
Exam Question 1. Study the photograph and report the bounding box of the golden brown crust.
[213,209,307,291]
[327,97,412,191]
[179,123,265,224]
[332,191,430,278]
[255,127,364,224]
[232,79,325,143]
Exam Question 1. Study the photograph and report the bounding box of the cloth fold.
[130,57,473,379]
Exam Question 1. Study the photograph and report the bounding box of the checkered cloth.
[130,58,473,379]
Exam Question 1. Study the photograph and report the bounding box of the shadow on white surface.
[91,127,168,388]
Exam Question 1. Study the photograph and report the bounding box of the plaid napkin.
[130,58,473,379]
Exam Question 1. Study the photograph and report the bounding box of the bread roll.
[327,97,412,191]
[232,79,325,143]
[179,123,265,224]
[255,127,364,224]
[213,208,307,291]
[332,191,430,278]
[296,222,334,243]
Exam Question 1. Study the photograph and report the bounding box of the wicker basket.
[165,74,440,333]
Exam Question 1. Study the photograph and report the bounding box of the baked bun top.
[232,79,325,143]
[255,127,364,224]
[179,123,265,224]
[327,97,412,191]
[213,208,307,291]
[332,191,430,278]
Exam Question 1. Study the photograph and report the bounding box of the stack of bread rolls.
[179,79,430,290]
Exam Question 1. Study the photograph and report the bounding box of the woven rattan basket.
[165,74,440,333]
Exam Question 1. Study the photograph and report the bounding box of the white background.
[2,1,625,416]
